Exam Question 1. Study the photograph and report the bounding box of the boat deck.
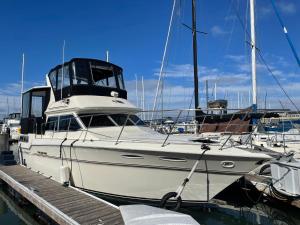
[0,165,124,225]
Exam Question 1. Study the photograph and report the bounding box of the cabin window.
[90,63,117,88]
[75,61,89,85]
[57,68,63,91]
[22,92,30,118]
[129,115,145,126]
[79,114,115,128]
[62,65,71,88]
[116,73,125,90]
[58,115,81,131]
[109,114,135,126]
[31,96,43,117]
[46,117,58,131]
[49,71,57,92]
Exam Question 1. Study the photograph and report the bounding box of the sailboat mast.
[192,0,199,112]
[250,0,257,110]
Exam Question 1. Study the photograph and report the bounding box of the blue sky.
[0,0,299,115]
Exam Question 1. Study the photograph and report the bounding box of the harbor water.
[1,187,300,225]
[0,195,26,225]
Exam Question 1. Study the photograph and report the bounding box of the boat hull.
[20,140,262,204]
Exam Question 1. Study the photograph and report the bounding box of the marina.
[0,0,300,224]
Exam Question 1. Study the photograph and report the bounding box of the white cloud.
[153,64,250,85]
[277,2,297,14]
[225,54,245,63]
[258,1,297,17]
[210,25,228,37]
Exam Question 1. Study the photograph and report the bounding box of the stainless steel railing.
[33,108,300,151]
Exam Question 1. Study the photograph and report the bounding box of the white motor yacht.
[19,58,271,206]
[2,113,21,141]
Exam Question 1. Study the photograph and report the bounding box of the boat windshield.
[79,114,145,128]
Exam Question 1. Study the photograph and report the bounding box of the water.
[0,197,26,225]
[0,189,39,225]
[182,202,300,225]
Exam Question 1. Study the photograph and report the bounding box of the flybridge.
[21,58,128,134]
[48,58,127,101]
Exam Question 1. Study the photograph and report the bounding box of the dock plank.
[0,165,124,225]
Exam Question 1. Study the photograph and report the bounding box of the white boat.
[2,113,21,141]
[19,58,271,206]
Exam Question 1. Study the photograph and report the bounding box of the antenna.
[6,97,9,115]
[214,82,217,100]
[141,76,145,120]
[106,50,109,62]
[61,40,66,100]
[238,91,240,109]
[135,74,139,107]
[21,53,25,113]
[205,80,209,112]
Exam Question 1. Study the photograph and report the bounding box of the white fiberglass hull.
[20,138,268,204]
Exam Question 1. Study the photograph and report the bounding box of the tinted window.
[59,115,81,131]
[57,68,62,91]
[90,63,117,88]
[129,115,145,126]
[80,114,115,128]
[22,92,30,118]
[31,96,43,117]
[62,65,71,88]
[110,114,134,126]
[49,71,57,92]
[116,73,125,90]
[46,117,58,131]
[75,61,89,85]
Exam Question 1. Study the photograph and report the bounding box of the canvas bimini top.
[48,58,127,101]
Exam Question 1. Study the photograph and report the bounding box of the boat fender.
[159,192,182,211]
[60,165,70,186]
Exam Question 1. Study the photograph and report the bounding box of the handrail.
[33,109,300,152]
[115,114,130,145]
[83,115,93,142]
[162,110,182,147]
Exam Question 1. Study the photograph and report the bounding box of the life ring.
[159,192,182,211]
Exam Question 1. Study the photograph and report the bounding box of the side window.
[49,71,57,92]
[46,117,58,131]
[69,117,81,131]
[31,96,43,117]
[59,115,81,131]
[80,114,115,127]
[75,61,89,85]
[62,65,70,88]
[110,114,134,126]
[57,68,62,92]
[129,115,145,126]
[22,92,30,118]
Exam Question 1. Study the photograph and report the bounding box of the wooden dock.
[0,165,124,225]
